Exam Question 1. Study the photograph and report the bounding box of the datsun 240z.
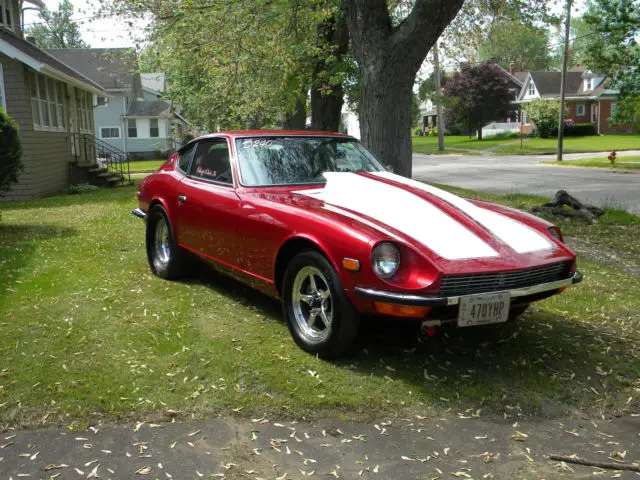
[132,131,582,358]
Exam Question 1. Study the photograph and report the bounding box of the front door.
[591,104,596,124]
[175,139,242,268]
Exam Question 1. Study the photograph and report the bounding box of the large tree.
[442,61,513,140]
[478,21,553,71]
[583,0,639,127]
[345,0,464,177]
[26,0,87,49]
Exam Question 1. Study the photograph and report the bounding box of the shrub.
[429,127,438,136]
[69,183,100,194]
[0,108,24,198]
[413,127,423,136]
[524,99,563,138]
[566,122,597,136]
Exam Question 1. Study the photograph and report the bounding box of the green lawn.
[412,135,519,154]
[128,159,167,173]
[0,185,639,429]
[494,135,640,155]
[542,155,640,170]
[412,134,640,155]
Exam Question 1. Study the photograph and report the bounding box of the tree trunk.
[311,82,344,132]
[344,0,464,177]
[359,67,414,175]
[310,10,349,132]
[477,124,483,140]
[282,95,307,130]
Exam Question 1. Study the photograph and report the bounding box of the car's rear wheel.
[146,205,188,280]
[282,251,359,359]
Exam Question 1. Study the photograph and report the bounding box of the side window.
[177,144,196,173]
[188,141,233,185]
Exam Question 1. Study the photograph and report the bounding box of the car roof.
[195,130,353,141]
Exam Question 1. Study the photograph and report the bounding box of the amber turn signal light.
[342,258,360,272]
[374,302,431,318]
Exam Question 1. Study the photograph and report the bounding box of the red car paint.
[136,131,576,317]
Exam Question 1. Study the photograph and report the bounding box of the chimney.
[509,62,516,76]
[26,36,36,44]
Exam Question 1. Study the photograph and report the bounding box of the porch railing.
[71,133,131,185]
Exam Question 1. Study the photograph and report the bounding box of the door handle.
[177,195,187,203]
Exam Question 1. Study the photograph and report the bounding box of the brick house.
[0,0,106,201]
[516,68,635,135]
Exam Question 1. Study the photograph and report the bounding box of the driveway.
[412,151,640,215]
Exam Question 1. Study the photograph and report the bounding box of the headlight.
[372,242,401,279]
[547,226,563,242]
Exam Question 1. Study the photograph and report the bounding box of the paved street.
[413,151,640,215]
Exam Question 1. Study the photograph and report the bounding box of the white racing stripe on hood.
[296,172,499,260]
[372,171,553,254]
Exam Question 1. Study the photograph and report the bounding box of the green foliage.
[414,127,423,136]
[0,108,23,198]
[478,21,552,71]
[69,183,100,195]
[25,0,87,49]
[583,0,640,126]
[523,98,562,138]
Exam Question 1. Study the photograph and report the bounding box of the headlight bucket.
[547,226,563,243]
[372,242,401,279]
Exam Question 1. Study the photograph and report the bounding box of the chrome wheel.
[291,266,333,343]
[153,216,171,270]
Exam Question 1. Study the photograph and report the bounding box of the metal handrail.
[71,133,131,185]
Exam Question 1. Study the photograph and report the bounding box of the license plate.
[457,292,510,327]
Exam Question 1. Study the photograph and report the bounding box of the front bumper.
[354,271,583,307]
[132,208,147,219]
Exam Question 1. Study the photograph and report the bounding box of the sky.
[23,0,587,50]
[22,0,148,48]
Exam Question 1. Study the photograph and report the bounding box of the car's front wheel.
[282,251,360,359]
[146,205,187,280]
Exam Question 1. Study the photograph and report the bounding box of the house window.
[75,90,92,133]
[585,78,592,90]
[128,119,137,138]
[610,103,617,117]
[576,104,585,116]
[95,96,108,107]
[528,82,535,95]
[29,71,68,132]
[150,118,159,138]
[100,127,120,139]
[0,0,13,30]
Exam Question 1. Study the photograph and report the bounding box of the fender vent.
[439,262,571,297]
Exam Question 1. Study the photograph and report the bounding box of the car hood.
[245,171,573,271]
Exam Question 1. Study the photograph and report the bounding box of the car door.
[175,139,243,268]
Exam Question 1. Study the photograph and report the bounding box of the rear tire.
[146,205,188,280]
[282,251,360,359]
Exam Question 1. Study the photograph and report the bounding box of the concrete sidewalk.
[2,413,638,479]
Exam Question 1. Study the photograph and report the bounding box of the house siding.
[1,54,94,201]
[94,93,126,152]
[599,99,635,135]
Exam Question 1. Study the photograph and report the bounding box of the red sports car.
[133,131,582,358]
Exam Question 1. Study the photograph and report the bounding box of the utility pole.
[557,0,572,161]
[433,41,445,152]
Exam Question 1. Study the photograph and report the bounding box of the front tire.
[282,251,360,359]
[146,205,187,280]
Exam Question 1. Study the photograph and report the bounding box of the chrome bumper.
[354,271,583,306]
[131,208,147,219]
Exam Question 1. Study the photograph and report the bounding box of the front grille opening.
[439,262,571,297]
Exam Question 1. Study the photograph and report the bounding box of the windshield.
[235,136,385,186]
